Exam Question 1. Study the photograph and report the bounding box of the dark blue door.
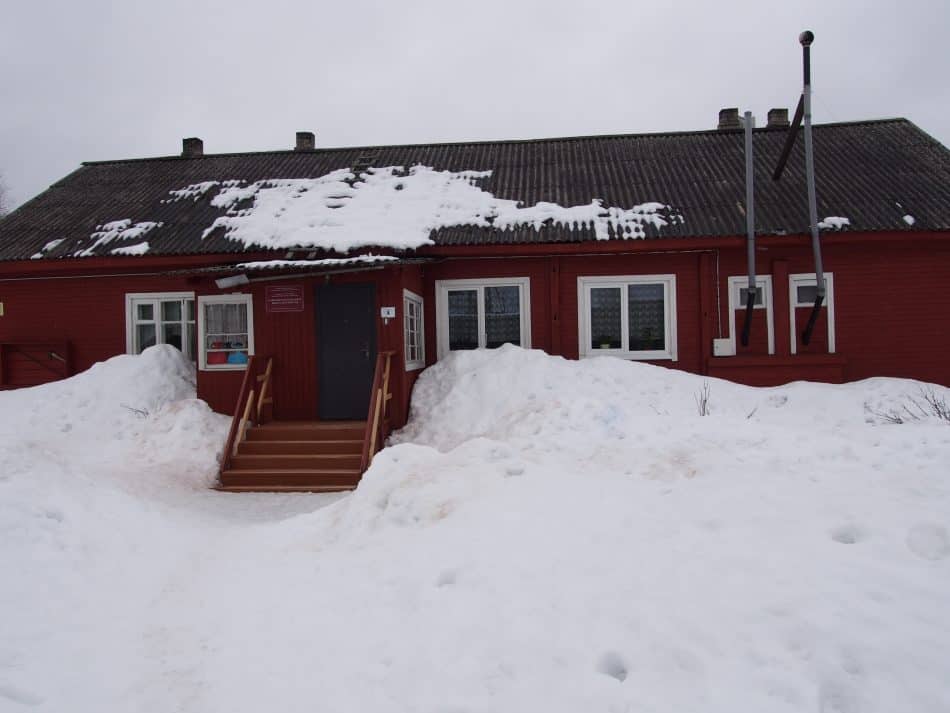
[316,283,376,420]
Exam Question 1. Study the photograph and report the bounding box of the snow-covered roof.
[2,118,949,262]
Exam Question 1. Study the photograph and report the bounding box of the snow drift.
[2,345,949,712]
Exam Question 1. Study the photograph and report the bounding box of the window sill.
[200,363,249,372]
[581,350,675,361]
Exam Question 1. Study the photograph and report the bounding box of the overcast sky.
[2,0,948,209]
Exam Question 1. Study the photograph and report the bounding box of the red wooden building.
[1,114,948,489]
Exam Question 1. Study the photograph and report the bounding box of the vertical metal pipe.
[800,30,826,345]
[740,111,756,347]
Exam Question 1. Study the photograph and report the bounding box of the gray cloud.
[2,0,948,209]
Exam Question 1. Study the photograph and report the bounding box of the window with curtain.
[197,294,255,370]
[436,278,531,358]
[578,275,676,360]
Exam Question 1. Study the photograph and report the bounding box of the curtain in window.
[484,286,521,348]
[204,303,248,349]
[448,290,478,350]
[590,287,622,349]
[628,284,664,351]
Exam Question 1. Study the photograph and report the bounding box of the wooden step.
[219,468,362,489]
[247,422,366,441]
[238,439,363,455]
[230,453,362,470]
[215,484,357,493]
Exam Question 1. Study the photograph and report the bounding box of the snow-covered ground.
[2,345,949,712]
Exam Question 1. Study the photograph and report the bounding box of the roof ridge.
[79,118,914,167]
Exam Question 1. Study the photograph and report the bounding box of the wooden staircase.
[218,421,365,491]
[215,353,395,493]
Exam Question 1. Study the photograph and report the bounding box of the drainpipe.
[740,111,756,347]
[771,30,826,346]
[799,30,826,345]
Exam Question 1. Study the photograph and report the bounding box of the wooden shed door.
[316,283,377,420]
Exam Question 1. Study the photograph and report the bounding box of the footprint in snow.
[0,682,44,707]
[906,523,950,561]
[831,524,864,545]
[596,651,629,682]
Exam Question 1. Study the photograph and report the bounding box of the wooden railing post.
[235,388,255,457]
[256,357,274,424]
[360,351,396,473]
[219,355,257,472]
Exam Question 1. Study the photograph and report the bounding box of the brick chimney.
[295,131,316,151]
[767,108,790,128]
[717,108,741,130]
[181,137,204,157]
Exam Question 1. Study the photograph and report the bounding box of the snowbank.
[2,345,949,712]
[0,345,222,487]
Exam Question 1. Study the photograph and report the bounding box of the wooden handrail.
[236,388,255,457]
[360,351,396,473]
[256,357,274,424]
[219,354,257,472]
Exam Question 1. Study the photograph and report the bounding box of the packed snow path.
[2,346,949,712]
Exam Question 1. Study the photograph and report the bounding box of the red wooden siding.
[557,252,704,373]
[1,232,947,419]
[193,265,422,426]
[0,273,198,378]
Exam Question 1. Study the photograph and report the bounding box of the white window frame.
[403,289,425,371]
[725,275,775,355]
[789,272,836,354]
[125,291,196,359]
[577,274,678,361]
[197,293,256,371]
[435,277,531,359]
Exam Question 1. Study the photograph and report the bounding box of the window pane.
[738,286,763,306]
[204,302,248,336]
[186,300,196,322]
[161,300,182,322]
[163,323,183,351]
[628,284,665,351]
[448,290,478,350]
[186,322,196,361]
[404,298,423,364]
[135,324,156,353]
[484,286,521,348]
[204,301,249,366]
[590,287,622,349]
[136,303,154,321]
[796,279,828,305]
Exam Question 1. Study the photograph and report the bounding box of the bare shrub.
[867,387,950,425]
[695,382,711,416]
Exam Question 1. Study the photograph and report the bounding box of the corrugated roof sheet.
[1,118,948,262]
